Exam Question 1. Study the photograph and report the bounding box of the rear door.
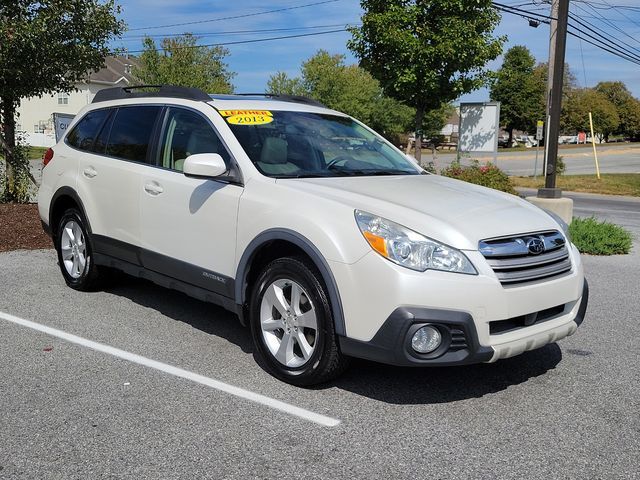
[76,105,162,260]
[139,106,243,298]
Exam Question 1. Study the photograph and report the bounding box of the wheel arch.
[235,229,346,336]
[49,186,93,238]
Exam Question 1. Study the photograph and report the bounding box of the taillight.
[43,148,54,167]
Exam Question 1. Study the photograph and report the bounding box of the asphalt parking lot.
[1,246,639,479]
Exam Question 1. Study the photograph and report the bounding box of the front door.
[139,106,243,298]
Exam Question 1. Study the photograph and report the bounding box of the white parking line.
[0,310,341,428]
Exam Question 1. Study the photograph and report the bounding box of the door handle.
[144,182,164,195]
[83,167,97,178]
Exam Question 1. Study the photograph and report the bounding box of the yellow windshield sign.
[219,110,274,125]
[219,110,272,117]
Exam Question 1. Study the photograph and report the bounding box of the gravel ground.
[0,247,639,479]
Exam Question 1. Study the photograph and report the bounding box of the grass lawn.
[1,146,48,162]
[511,173,640,197]
[27,146,47,160]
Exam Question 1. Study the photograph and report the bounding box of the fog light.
[411,325,442,354]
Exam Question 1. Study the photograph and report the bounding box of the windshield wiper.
[276,173,339,179]
[367,169,417,176]
[336,169,416,176]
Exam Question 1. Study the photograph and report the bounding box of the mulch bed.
[0,203,53,252]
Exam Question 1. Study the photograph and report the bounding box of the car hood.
[278,174,560,250]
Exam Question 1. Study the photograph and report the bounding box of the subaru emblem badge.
[526,238,545,255]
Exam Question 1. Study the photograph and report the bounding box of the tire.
[249,256,349,386]
[55,208,104,291]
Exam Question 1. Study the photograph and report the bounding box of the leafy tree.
[134,34,234,94]
[266,50,415,142]
[490,46,542,146]
[0,0,124,202]
[530,62,577,142]
[348,0,505,164]
[561,88,619,142]
[267,72,306,96]
[595,81,640,140]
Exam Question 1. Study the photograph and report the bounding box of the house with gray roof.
[16,56,138,147]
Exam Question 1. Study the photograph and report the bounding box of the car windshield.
[221,110,421,178]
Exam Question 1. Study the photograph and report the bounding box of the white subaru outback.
[38,85,588,386]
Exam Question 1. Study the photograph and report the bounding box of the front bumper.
[339,279,589,367]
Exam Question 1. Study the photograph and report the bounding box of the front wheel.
[249,256,348,386]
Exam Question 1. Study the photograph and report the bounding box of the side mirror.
[183,153,227,178]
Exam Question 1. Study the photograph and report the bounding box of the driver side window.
[159,108,230,172]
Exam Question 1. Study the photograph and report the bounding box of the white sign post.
[52,113,75,143]
[458,102,501,165]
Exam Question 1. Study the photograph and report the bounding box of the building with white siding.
[16,56,138,146]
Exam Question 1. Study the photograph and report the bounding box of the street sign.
[536,120,544,140]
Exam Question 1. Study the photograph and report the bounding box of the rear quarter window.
[66,109,111,152]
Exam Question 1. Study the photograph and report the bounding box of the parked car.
[38,85,589,386]
[515,135,535,148]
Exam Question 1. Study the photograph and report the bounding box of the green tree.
[348,0,505,164]
[266,71,306,96]
[134,34,234,94]
[561,88,619,142]
[531,61,576,127]
[266,50,415,142]
[595,81,640,140]
[490,46,542,146]
[0,0,124,202]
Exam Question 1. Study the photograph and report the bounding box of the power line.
[493,2,640,66]
[127,0,341,32]
[573,0,640,12]
[121,23,357,40]
[119,28,349,54]
[568,12,640,62]
[580,0,640,43]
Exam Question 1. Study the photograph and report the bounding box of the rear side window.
[105,106,161,163]
[66,109,110,152]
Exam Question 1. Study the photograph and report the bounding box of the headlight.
[544,209,571,242]
[355,210,477,274]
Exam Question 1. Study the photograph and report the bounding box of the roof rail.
[268,94,327,108]
[213,93,327,108]
[92,85,211,103]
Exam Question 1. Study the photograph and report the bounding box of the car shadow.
[103,274,253,354]
[327,344,563,404]
[102,275,563,404]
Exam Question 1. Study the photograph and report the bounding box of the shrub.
[440,160,517,194]
[569,217,633,255]
[423,161,437,174]
[1,133,34,203]
[556,156,566,175]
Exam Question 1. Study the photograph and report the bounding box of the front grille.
[489,304,566,335]
[479,230,572,286]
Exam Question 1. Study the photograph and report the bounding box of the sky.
[113,0,640,103]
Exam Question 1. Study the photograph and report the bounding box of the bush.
[440,160,517,194]
[1,133,34,203]
[569,217,633,255]
[556,156,566,175]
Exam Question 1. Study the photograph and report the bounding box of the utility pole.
[539,0,569,198]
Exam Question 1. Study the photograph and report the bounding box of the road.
[2,210,640,478]
[518,188,640,240]
[426,143,640,176]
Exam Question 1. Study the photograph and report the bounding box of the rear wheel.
[55,209,104,291]
[249,256,348,386]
